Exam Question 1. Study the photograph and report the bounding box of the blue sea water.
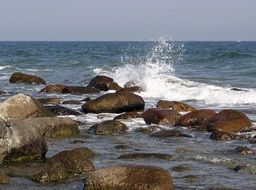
[0,40,256,189]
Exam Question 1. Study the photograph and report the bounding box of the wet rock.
[175,109,216,129]
[175,147,191,154]
[151,129,193,138]
[207,187,238,190]
[116,86,142,93]
[206,109,252,133]
[87,75,114,91]
[0,173,9,184]
[82,92,145,113]
[71,140,86,144]
[84,165,174,190]
[183,175,198,183]
[107,82,122,91]
[33,148,94,183]
[40,84,66,93]
[14,117,79,139]
[157,100,197,112]
[82,97,91,102]
[142,108,181,125]
[37,97,60,105]
[9,72,46,85]
[0,118,47,164]
[0,93,54,121]
[235,146,253,155]
[136,126,159,134]
[172,165,191,172]
[62,100,81,105]
[114,144,132,150]
[62,86,100,95]
[114,111,141,120]
[87,120,127,135]
[0,90,6,95]
[45,105,81,116]
[118,153,172,161]
[210,130,248,141]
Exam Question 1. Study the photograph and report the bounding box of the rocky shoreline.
[0,72,255,189]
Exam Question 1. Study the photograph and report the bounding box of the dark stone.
[85,165,174,190]
[40,84,66,93]
[87,120,127,135]
[37,97,60,105]
[62,100,81,105]
[9,72,46,85]
[114,144,132,150]
[114,112,141,120]
[45,105,82,116]
[87,75,114,91]
[0,173,9,184]
[118,153,172,161]
[135,126,160,134]
[82,92,145,114]
[172,165,191,172]
[151,129,193,138]
[107,82,122,91]
[235,146,253,155]
[142,108,181,125]
[62,86,100,95]
[210,130,248,141]
[116,86,142,93]
[157,100,196,112]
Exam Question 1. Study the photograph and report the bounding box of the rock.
[87,120,127,135]
[45,105,82,116]
[0,173,9,184]
[85,165,174,190]
[118,153,172,161]
[142,108,181,125]
[40,84,66,93]
[62,86,100,95]
[172,165,191,172]
[0,90,6,95]
[206,109,252,133]
[157,100,196,112]
[71,140,86,144]
[114,144,132,150]
[9,72,46,85]
[62,100,81,105]
[37,97,60,105]
[87,75,114,91]
[0,118,47,164]
[82,97,91,102]
[116,86,142,93]
[235,146,253,155]
[135,126,159,134]
[0,94,54,121]
[107,82,122,91]
[210,130,248,141]
[114,112,141,120]
[175,109,216,128]
[151,129,193,138]
[32,148,94,183]
[14,117,80,139]
[183,175,198,183]
[82,92,145,114]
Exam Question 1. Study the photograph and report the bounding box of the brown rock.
[87,120,127,135]
[40,84,66,93]
[175,109,216,128]
[0,173,9,184]
[157,100,196,112]
[37,97,60,105]
[9,72,46,85]
[151,129,193,138]
[62,100,81,105]
[62,86,100,95]
[85,165,174,190]
[210,130,248,141]
[206,109,252,133]
[87,75,114,91]
[107,82,122,91]
[116,86,142,93]
[118,153,172,161]
[45,105,81,116]
[82,92,145,114]
[114,112,141,120]
[142,108,181,125]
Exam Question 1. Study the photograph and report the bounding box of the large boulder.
[84,165,174,190]
[87,120,127,135]
[157,100,196,112]
[32,148,94,183]
[82,92,145,114]
[9,72,46,85]
[175,109,216,128]
[14,117,80,139]
[0,93,54,121]
[0,119,47,164]
[206,109,252,133]
[87,75,114,91]
[142,108,181,125]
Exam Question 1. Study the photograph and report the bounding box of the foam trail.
[0,66,10,70]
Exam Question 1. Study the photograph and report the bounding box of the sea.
[0,39,256,189]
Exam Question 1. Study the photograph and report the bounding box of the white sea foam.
[0,65,10,70]
[94,38,256,106]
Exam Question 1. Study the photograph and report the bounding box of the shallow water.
[0,40,256,189]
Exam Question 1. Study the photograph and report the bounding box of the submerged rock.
[114,111,141,120]
[0,173,9,184]
[82,92,145,113]
[87,120,127,135]
[210,130,248,141]
[118,153,172,161]
[62,100,81,105]
[45,105,82,116]
[40,84,66,93]
[84,165,174,190]
[116,86,142,93]
[62,86,100,95]
[142,108,181,125]
[172,165,191,172]
[37,97,60,105]
[87,75,114,91]
[157,100,196,112]
[135,126,159,134]
[206,109,252,133]
[151,129,193,138]
[0,93,54,121]
[235,146,253,155]
[0,90,6,95]
[175,109,216,128]
[9,72,46,85]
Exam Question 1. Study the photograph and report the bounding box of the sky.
[0,0,256,41]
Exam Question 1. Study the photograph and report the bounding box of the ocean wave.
[0,65,11,70]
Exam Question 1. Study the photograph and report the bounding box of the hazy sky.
[0,0,255,41]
